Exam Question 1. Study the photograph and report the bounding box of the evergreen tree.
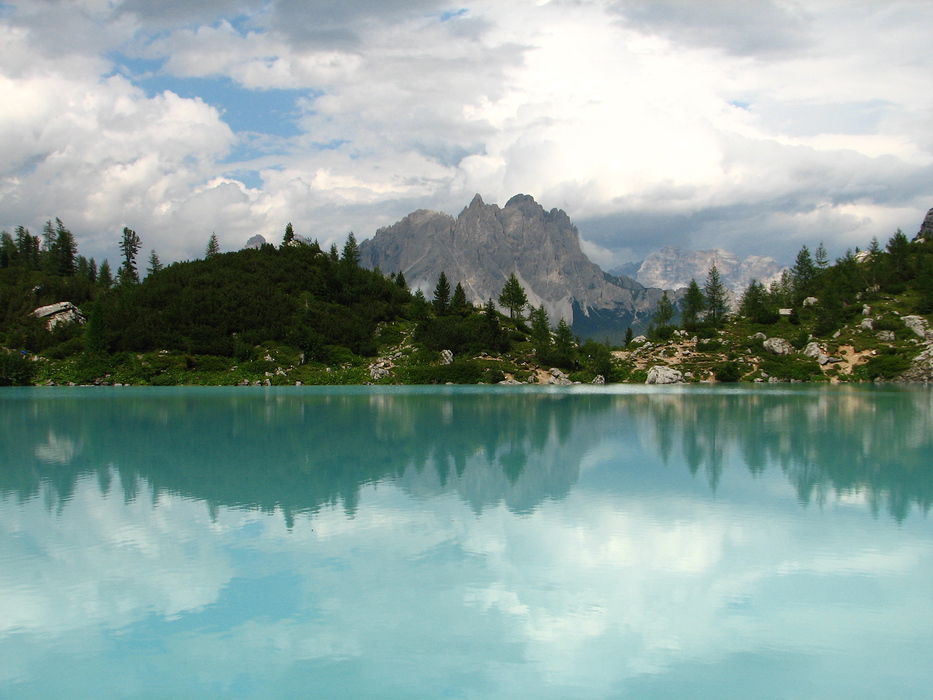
[498,272,528,319]
[451,282,468,313]
[653,290,674,328]
[433,271,451,315]
[395,270,408,290]
[283,222,295,246]
[815,242,829,270]
[885,229,911,283]
[553,318,576,367]
[739,279,775,324]
[53,219,77,276]
[328,243,339,262]
[0,231,14,268]
[624,326,634,347]
[681,278,706,327]
[147,250,164,276]
[118,227,141,284]
[98,260,113,289]
[703,264,728,325]
[530,305,551,347]
[341,232,360,268]
[206,233,220,259]
[791,245,817,302]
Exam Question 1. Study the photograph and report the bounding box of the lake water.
[1,384,932,699]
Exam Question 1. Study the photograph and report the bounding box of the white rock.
[763,337,794,355]
[803,297,818,307]
[860,318,874,331]
[32,301,86,330]
[440,349,454,365]
[902,315,933,341]
[876,330,895,342]
[645,366,684,384]
[802,341,822,358]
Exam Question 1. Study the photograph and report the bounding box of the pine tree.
[147,250,163,276]
[815,242,829,270]
[530,305,551,346]
[624,326,634,347]
[704,264,727,325]
[681,278,706,327]
[498,272,528,319]
[54,219,77,277]
[98,260,113,289]
[653,291,674,328]
[395,270,408,290]
[791,245,817,302]
[283,222,295,246]
[553,318,575,367]
[433,271,451,315]
[206,233,220,259]
[451,282,468,313]
[341,232,360,267]
[118,227,141,284]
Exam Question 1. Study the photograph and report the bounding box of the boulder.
[899,347,933,382]
[645,366,684,384]
[902,315,933,341]
[547,368,572,385]
[860,318,874,331]
[763,337,794,355]
[32,301,86,331]
[803,297,818,307]
[749,332,767,341]
[440,349,454,365]
[802,341,822,359]
[876,330,895,342]
[591,375,605,385]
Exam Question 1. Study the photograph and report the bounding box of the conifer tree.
[118,227,141,284]
[433,271,451,315]
[341,232,360,267]
[815,242,829,270]
[147,250,163,276]
[206,233,220,259]
[283,222,295,246]
[681,278,706,327]
[791,245,817,302]
[98,260,113,289]
[653,291,674,328]
[553,318,575,367]
[498,272,528,319]
[395,270,408,290]
[703,264,727,326]
[624,326,634,347]
[53,219,77,277]
[530,305,551,347]
[451,282,468,313]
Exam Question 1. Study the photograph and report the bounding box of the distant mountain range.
[611,247,785,295]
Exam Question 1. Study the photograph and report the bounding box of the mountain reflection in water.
[2,385,931,522]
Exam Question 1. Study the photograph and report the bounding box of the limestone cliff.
[359,193,664,338]
[635,246,784,293]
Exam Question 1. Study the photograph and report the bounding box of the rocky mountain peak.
[917,207,933,241]
[358,194,665,340]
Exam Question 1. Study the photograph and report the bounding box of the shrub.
[0,351,35,386]
[714,361,743,382]
[859,349,912,380]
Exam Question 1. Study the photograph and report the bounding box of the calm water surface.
[1,384,932,699]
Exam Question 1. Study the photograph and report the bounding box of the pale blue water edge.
[1,384,931,699]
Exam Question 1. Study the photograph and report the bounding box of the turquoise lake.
[1,384,932,699]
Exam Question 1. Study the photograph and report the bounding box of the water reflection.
[1,386,932,698]
[2,386,931,521]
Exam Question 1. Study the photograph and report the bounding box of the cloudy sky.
[1,0,932,269]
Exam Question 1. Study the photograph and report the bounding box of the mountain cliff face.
[359,193,664,339]
[635,246,784,293]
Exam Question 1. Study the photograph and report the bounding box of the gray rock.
[916,206,933,242]
[591,375,605,385]
[645,365,684,384]
[803,296,818,307]
[876,330,895,342]
[860,318,874,331]
[862,305,872,316]
[749,332,767,341]
[802,341,822,359]
[778,308,793,316]
[763,337,794,355]
[32,301,86,331]
[899,347,933,382]
[902,315,933,341]
[244,234,266,249]
[358,193,666,333]
[547,368,572,385]
[498,378,522,385]
[440,349,454,365]
[370,366,390,381]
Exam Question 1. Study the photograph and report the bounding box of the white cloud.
[0,0,930,265]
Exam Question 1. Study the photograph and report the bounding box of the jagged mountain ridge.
[615,246,785,294]
[359,193,666,339]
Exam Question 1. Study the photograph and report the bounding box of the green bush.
[402,360,485,384]
[714,361,743,382]
[759,354,822,381]
[859,349,912,380]
[697,339,722,352]
[0,351,35,386]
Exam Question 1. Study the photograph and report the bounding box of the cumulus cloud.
[0,0,930,266]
